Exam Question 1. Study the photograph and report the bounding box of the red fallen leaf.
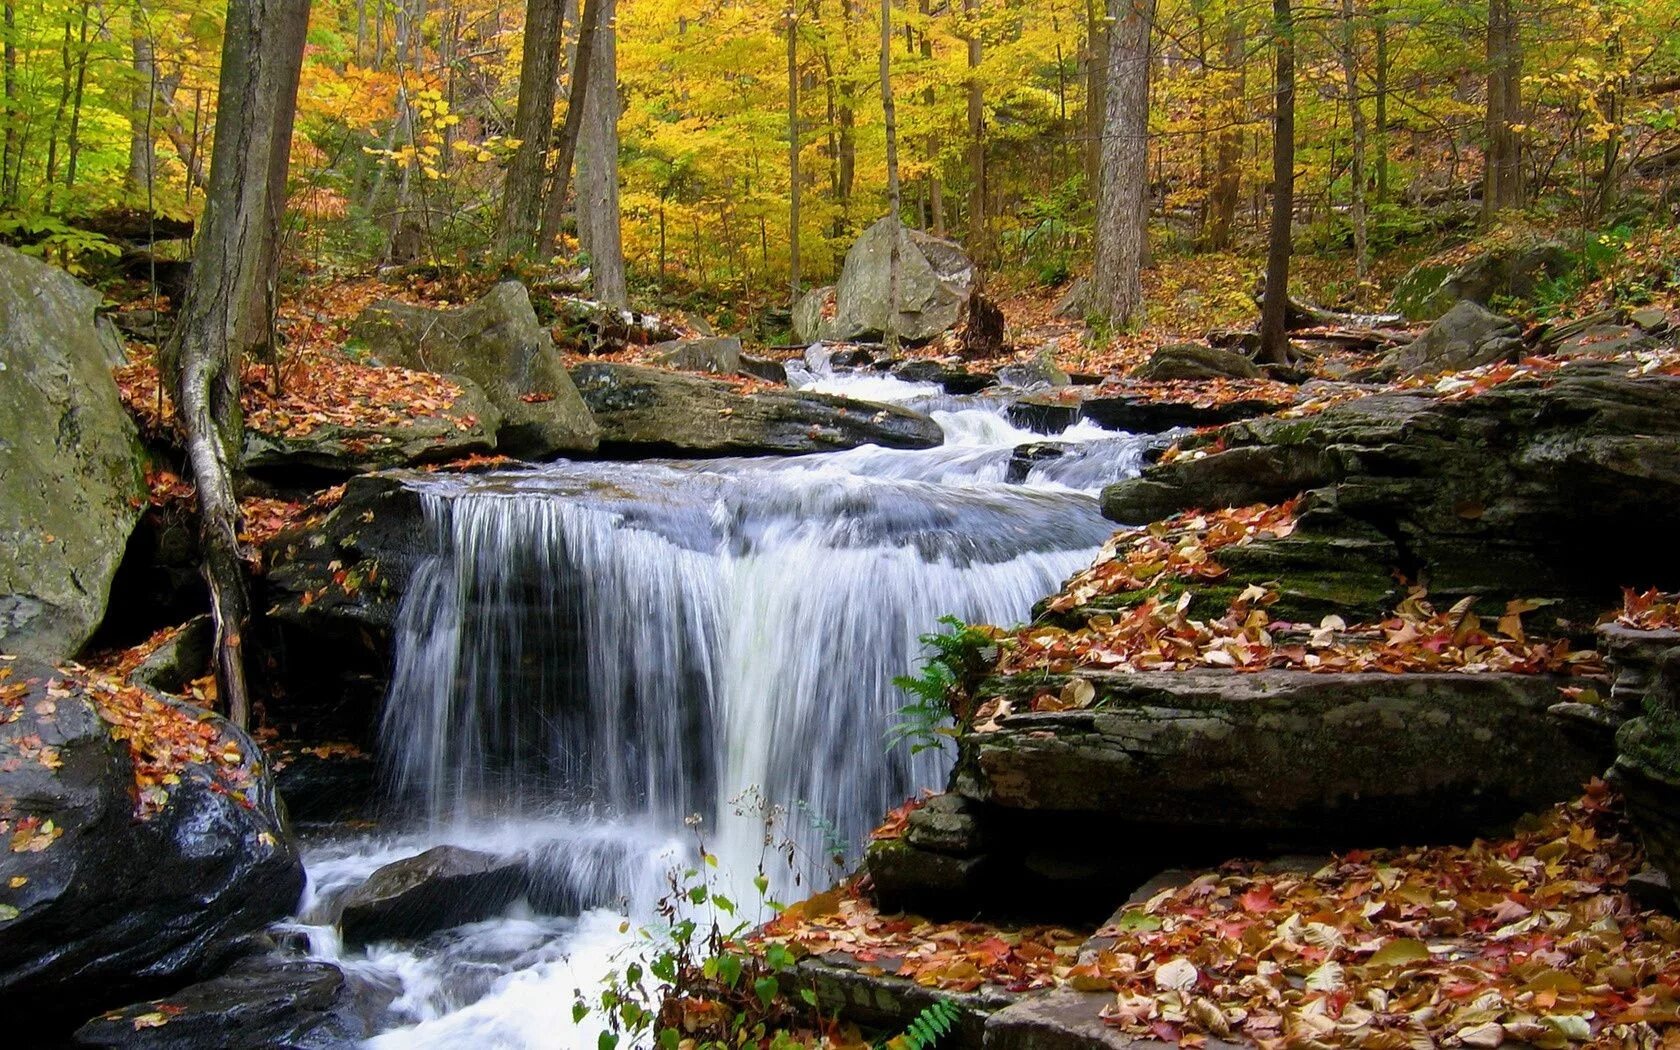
[1239,885,1277,913]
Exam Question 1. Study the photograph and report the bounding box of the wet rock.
[997,349,1071,391]
[890,358,997,394]
[653,335,743,375]
[0,659,303,1027]
[1383,300,1521,376]
[1005,443,1072,484]
[243,373,501,478]
[0,246,147,661]
[790,951,1009,1048]
[738,354,790,384]
[1130,342,1262,382]
[804,218,978,344]
[74,958,388,1049]
[904,793,990,855]
[128,615,214,693]
[1005,395,1082,435]
[272,746,379,823]
[352,281,600,457]
[572,362,943,456]
[1390,240,1569,321]
[339,845,526,944]
[1611,646,1680,908]
[1079,391,1289,433]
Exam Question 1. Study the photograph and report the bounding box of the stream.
[283,367,1161,1047]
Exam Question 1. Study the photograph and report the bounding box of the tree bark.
[963,0,986,260]
[1258,0,1295,365]
[1373,0,1388,203]
[537,0,603,253]
[1482,0,1522,218]
[881,0,902,350]
[127,23,159,198]
[1340,0,1368,285]
[1084,0,1108,187]
[161,0,312,729]
[1205,13,1242,250]
[919,0,944,238]
[3,0,16,205]
[837,0,857,218]
[787,6,801,309]
[1091,0,1155,327]
[498,0,566,258]
[577,0,626,307]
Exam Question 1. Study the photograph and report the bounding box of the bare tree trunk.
[1205,14,1242,250]
[1483,0,1521,218]
[537,0,604,253]
[881,0,901,351]
[2,0,16,205]
[499,0,565,258]
[1340,0,1368,285]
[1258,0,1294,365]
[577,0,626,307]
[1373,0,1388,203]
[127,22,159,197]
[787,6,801,308]
[1091,0,1155,327]
[1084,0,1108,186]
[161,0,312,730]
[919,0,945,238]
[963,0,986,260]
[837,0,857,229]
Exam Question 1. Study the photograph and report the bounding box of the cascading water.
[288,367,1163,1047]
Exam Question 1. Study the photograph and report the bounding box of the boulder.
[1129,342,1262,382]
[0,660,303,1027]
[1382,300,1521,376]
[338,845,525,944]
[1079,390,1292,433]
[996,349,1071,390]
[74,958,387,1049]
[653,335,744,375]
[128,615,214,694]
[1390,240,1569,321]
[1611,645,1680,907]
[821,218,978,344]
[351,281,600,457]
[739,354,790,384]
[890,358,997,395]
[243,373,501,477]
[792,286,839,344]
[571,362,944,456]
[0,247,146,660]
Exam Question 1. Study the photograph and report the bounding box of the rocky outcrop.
[653,335,743,375]
[1610,644,1680,907]
[74,957,387,1049]
[1390,240,1568,321]
[1130,343,1262,382]
[0,247,146,661]
[795,218,977,344]
[0,660,303,1027]
[351,281,600,457]
[1100,365,1680,620]
[339,845,525,944]
[572,362,944,456]
[1382,300,1521,376]
[243,373,501,477]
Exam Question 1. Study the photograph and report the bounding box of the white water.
[289,368,1157,1047]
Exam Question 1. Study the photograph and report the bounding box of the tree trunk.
[837,0,857,225]
[1258,0,1295,365]
[1205,14,1242,250]
[1340,0,1368,285]
[919,0,945,238]
[1084,0,1108,187]
[537,0,603,253]
[577,0,626,307]
[787,7,801,309]
[498,0,565,258]
[1373,0,1388,203]
[3,0,16,206]
[963,0,986,261]
[881,0,902,351]
[1091,0,1155,327]
[161,0,312,730]
[1483,0,1521,218]
[127,23,159,198]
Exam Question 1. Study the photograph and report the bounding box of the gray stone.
[571,362,944,456]
[1130,342,1262,382]
[652,335,743,375]
[1382,300,1521,375]
[339,845,525,944]
[0,659,303,1025]
[739,354,790,384]
[351,281,599,457]
[1390,240,1569,321]
[792,286,838,344]
[1052,277,1090,320]
[997,349,1071,390]
[0,247,146,661]
[985,989,1150,1050]
[1553,323,1656,360]
[243,373,501,476]
[824,218,978,344]
[129,615,214,694]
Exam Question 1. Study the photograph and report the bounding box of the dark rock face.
[339,845,525,944]
[1100,367,1680,620]
[0,660,303,1027]
[890,358,997,395]
[1390,240,1568,321]
[572,362,944,456]
[1611,645,1680,906]
[243,373,501,478]
[1383,300,1521,376]
[74,957,388,1049]
[1130,342,1262,382]
[352,281,600,457]
[0,246,146,661]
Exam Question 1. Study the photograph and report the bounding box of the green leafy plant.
[882,997,962,1050]
[887,616,998,756]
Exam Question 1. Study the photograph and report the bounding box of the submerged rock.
[352,281,600,457]
[0,247,146,661]
[572,361,943,455]
[0,659,302,1027]
[338,845,525,944]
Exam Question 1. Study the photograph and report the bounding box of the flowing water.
[288,366,1161,1047]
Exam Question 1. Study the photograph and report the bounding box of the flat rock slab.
[339,844,525,944]
[572,361,943,456]
[960,669,1608,845]
[793,952,1013,1047]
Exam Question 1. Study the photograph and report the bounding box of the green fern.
[885,997,962,1050]
[887,616,998,756]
